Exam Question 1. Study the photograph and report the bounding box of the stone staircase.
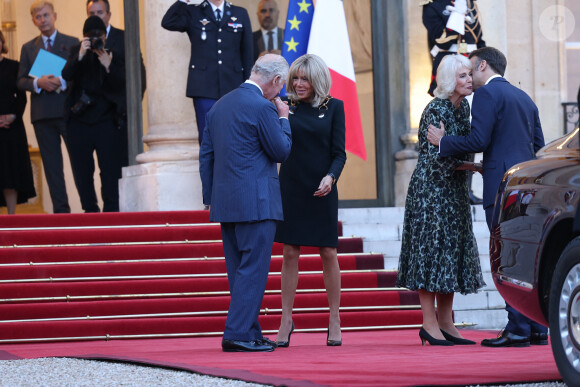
[338,205,508,330]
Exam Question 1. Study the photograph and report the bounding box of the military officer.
[422,0,485,204]
[422,0,485,96]
[162,0,253,145]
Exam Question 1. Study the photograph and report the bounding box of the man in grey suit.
[253,0,284,62]
[17,1,79,213]
[200,54,291,352]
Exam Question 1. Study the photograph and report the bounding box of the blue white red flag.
[308,0,366,160]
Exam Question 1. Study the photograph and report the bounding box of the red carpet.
[0,329,561,386]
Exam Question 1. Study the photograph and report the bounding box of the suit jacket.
[17,31,79,123]
[252,27,284,62]
[106,25,147,99]
[199,82,292,223]
[161,0,253,100]
[440,77,545,209]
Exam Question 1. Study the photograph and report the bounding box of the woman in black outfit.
[274,54,347,347]
[0,30,36,214]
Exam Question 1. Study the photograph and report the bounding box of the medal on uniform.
[200,19,209,40]
[458,40,468,54]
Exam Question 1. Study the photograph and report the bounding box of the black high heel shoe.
[440,329,476,345]
[327,326,342,346]
[419,327,454,346]
[276,321,294,348]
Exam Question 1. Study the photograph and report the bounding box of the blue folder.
[28,49,67,78]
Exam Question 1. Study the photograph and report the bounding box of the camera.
[71,91,93,115]
[89,36,105,50]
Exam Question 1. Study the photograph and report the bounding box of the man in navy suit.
[17,1,79,213]
[427,47,547,347]
[200,54,291,352]
[253,0,284,62]
[162,0,253,146]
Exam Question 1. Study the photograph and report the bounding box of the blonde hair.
[30,1,54,16]
[434,54,472,99]
[286,54,331,107]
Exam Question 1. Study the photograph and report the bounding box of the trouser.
[505,303,548,337]
[193,98,218,146]
[32,118,71,213]
[67,118,123,213]
[220,220,276,341]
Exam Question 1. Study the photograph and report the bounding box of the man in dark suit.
[200,54,291,352]
[162,0,253,145]
[17,1,79,213]
[427,47,548,347]
[253,0,284,62]
[87,0,147,167]
[61,16,126,213]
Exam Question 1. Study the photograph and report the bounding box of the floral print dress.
[396,97,485,294]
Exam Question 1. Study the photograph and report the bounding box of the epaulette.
[419,0,433,5]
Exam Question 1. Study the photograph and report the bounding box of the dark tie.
[46,38,52,52]
[215,9,221,22]
[267,31,274,51]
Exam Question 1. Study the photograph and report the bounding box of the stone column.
[119,0,203,211]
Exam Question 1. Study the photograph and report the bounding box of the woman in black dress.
[274,54,346,347]
[397,54,484,346]
[0,30,36,214]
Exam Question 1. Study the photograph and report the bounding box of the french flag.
[307,0,366,160]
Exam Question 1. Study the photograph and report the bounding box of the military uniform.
[162,0,253,143]
[422,0,485,96]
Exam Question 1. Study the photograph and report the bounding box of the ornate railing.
[562,102,579,135]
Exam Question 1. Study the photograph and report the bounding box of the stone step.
[382,256,493,277]
[365,239,490,258]
[339,205,488,225]
[453,309,508,331]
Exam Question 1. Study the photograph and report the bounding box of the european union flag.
[282,0,314,68]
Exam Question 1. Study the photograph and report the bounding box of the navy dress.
[0,58,36,207]
[275,97,347,247]
[397,98,484,294]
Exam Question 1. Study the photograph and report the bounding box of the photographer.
[62,16,125,212]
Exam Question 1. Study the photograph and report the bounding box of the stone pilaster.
[119,0,203,211]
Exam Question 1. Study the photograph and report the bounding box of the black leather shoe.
[221,339,274,352]
[481,331,530,347]
[469,191,483,205]
[530,332,549,345]
[259,337,278,348]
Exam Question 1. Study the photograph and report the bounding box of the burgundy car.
[490,128,580,386]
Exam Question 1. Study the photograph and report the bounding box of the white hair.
[251,54,289,84]
[434,54,472,99]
